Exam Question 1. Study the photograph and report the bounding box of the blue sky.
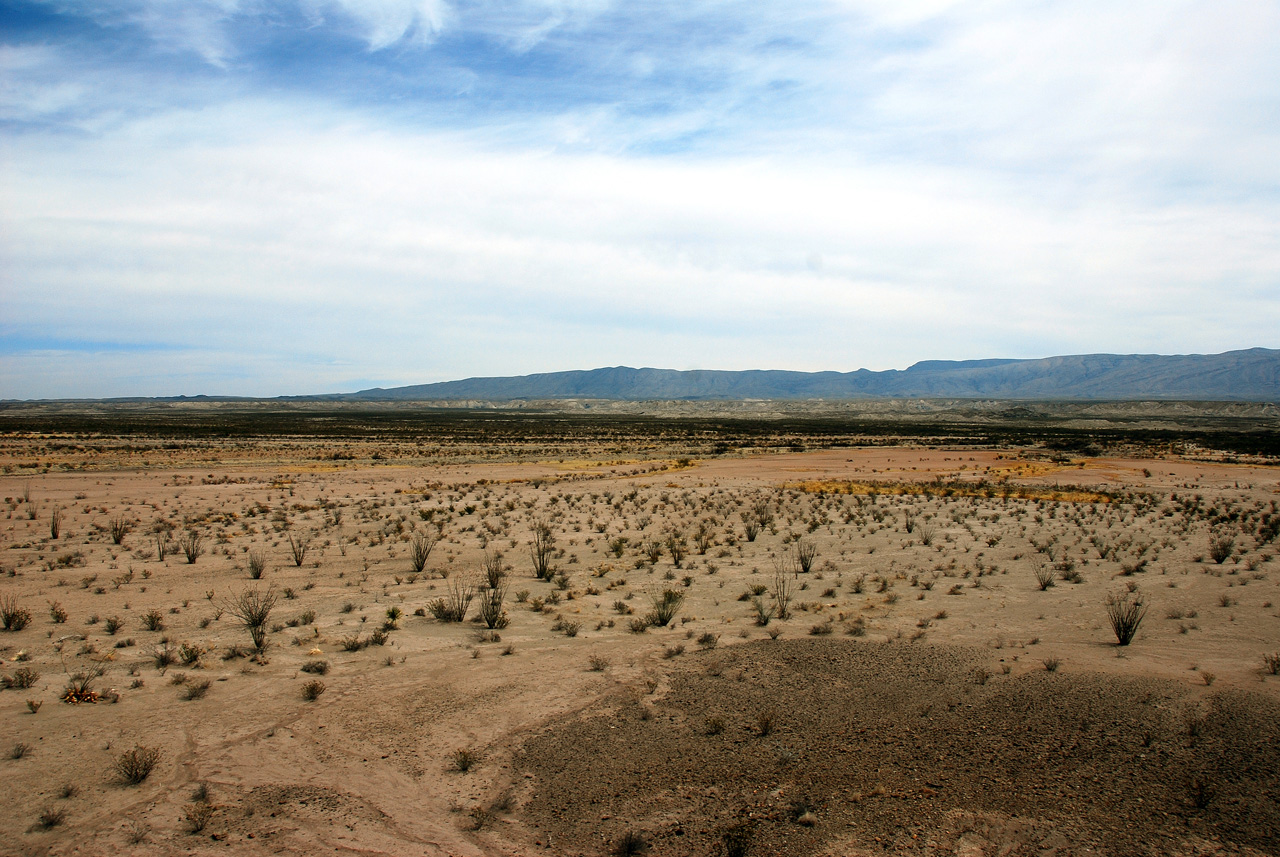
[2,0,1278,398]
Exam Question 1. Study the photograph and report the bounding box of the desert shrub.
[704,715,725,735]
[104,615,123,635]
[180,530,204,564]
[366,628,389,646]
[628,618,650,634]
[751,596,776,626]
[1043,656,1061,672]
[665,533,688,567]
[1,595,31,631]
[37,805,66,829]
[183,801,214,833]
[340,634,365,652]
[11,742,31,759]
[645,588,684,628]
[223,586,278,654]
[301,680,326,701]
[696,632,719,649]
[663,644,685,659]
[154,643,177,671]
[450,748,478,772]
[1264,653,1280,675]
[301,659,329,675]
[114,745,161,785]
[1208,533,1235,564]
[247,549,267,579]
[48,601,67,624]
[62,667,102,703]
[428,573,476,622]
[182,679,212,700]
[287,533,311,567]
[756,708,778,736]
[476,581,509,630]
[3,667,39,689]
[409,531,437,574]
[109,516,131,545]
[1105,588,1148,646]
[1032,561,1055,590]
[530,517,556,581]
[179,643,203,666]
[587,655,609,672]
[794,538,818,573]
[141,609,164,632]
[772,564,795,620]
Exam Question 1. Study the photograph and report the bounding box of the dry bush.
[794,538,818,573]
[109,516,131,545]
[183,801,214,833]
[529,517,556,581]
[287,533,311,567]
[114,745,161,785]
[645,588,684,628]
[410,531,437,574]
[1208,533,1235,564]
[1105,588,1148,646]
[182,679,212,700]
[301,680,326,701]
[428,572,476,622]
[1032,560,1055,590]
[450,748,478,772]
[223,586,278,654]
[1,594,31,631]
[180,530,204,564]
[247,549,267,579]
[2,667,39,689]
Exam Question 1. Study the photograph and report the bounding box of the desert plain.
[1,406,1278,856]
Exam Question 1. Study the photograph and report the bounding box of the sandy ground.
[1,445,1278,856]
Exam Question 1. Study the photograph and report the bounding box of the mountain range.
[343,348,1280,402]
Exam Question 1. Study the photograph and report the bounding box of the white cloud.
[307,0,451,49]
[4,1,1279,396]
[4,96,1277,396]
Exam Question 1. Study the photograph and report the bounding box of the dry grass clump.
[301,679,326,701]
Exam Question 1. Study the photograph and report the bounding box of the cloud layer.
[3,1,1278,397]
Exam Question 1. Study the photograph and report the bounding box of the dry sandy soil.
[1,443,1278,856]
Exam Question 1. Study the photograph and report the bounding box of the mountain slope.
[345,348,1280,402]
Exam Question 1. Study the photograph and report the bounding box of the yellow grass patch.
[788,479,1113,504]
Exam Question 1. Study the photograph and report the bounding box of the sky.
[2,0,1279,399]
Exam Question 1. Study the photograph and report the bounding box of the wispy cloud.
[2,1,1278,397]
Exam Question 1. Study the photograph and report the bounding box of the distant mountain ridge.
[345,348,1280,402]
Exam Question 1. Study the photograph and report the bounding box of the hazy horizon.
[4,2,1279,398]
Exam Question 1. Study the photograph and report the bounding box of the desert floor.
[1,445,1278,856]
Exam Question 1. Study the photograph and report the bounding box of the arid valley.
[1,406,1278,856]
